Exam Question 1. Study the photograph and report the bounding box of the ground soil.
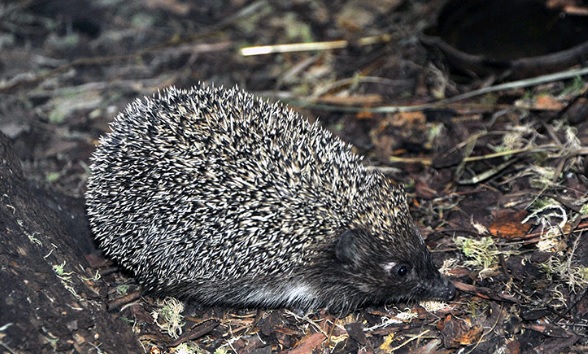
[1,0,587,353]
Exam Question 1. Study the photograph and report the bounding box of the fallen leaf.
[489,209,532,239]
[288,332,326,354]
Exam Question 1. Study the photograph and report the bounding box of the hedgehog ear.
[335,229,364,266]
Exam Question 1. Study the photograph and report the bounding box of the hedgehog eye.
[390,264,409,278]
[383,262,410,278]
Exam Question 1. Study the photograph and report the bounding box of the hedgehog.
[85,83,455,313]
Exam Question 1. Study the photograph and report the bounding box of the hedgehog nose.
[445,281,456,301]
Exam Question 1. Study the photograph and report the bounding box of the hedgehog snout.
[420,269,456,301]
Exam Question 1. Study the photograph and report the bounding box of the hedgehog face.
[331,228,455,306]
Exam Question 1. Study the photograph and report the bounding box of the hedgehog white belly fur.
[85,83,455,312]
